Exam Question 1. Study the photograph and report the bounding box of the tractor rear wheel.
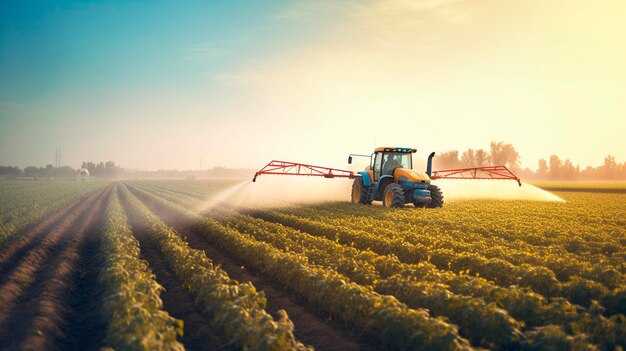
[427,184,444,208]
[351,177,370,204]
[383,183,405,208]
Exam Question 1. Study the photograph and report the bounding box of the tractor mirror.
[348,156,352,164]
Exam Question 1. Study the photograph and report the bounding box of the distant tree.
[95,162,105,176]
[489,141,520,170]
[23,166,40,176]
[85,162,97,175]
[549,155,562,180]
[460,149,476,167]
[518,167,535,180]
[580,165,597,180]
[603,155,618,179]
[437,150,460,169]
[104,161,120,178]
[474,149,489,167]
[562,159,578,180]
[537,159,548,179]
[42,164,54,177]
[80,160,121,178]
[0,166,22,176]
[57,166,77,177]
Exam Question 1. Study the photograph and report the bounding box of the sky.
[1,0,625,171]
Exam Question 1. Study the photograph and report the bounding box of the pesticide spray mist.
[197,176,563,211]
[197,176,354,211]
[435,179,564,202]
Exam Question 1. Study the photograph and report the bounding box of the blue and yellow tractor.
[348,147,443,208]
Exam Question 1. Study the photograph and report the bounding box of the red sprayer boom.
[252,160,355,182]
[431,165,522,187]
[253,161,520,186]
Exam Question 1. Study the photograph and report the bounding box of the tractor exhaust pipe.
[426,152,435,177]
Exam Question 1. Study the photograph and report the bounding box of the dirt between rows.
[126,184,376,351]
[0,185,110,350]
[0,187,105,284]
[119,188,236,351]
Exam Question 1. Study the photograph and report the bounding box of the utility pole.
[54,148,61,168]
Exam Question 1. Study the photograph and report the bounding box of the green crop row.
[277,204,623,281]
[0,180,106,247]
[299,197,626,261]
[119,184,311,351]
[251,210,623,304]
[99,186,184,351]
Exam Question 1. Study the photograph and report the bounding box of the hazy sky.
[1,0,625,170]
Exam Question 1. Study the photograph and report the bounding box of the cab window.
[382,152,412,176]
[373,152,383,180]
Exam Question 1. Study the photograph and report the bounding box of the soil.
[0,185,110,350]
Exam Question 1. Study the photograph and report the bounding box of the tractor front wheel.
[427,184,444,208]
[383,183,405,208]
[351,177,370,204]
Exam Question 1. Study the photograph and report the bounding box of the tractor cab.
[371,147,415,181]
[348,146,443,208]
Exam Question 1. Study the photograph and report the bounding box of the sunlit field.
[3,1,626,350]
[1,179,624,350]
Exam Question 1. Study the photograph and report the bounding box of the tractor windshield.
[381,152,412,176]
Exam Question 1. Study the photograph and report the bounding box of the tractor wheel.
[351,177,370,204]
[427,184,444,208]
[383,183,405,208]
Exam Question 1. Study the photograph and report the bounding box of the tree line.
[434,141,626,180]
[0,164,77,178]
[81,161,122,178]
[0,161,253,179]
[1,145,624,180]
[0,161,123,178]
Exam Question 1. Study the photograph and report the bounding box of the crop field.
[0,179,624,351]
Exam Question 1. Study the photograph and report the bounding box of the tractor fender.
[376,175,394,189]
[358,171,372,186]
[375,175,395,200]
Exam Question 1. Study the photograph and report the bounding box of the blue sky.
[1,1,625,170]
[0,0,346,168]
[1,1,312,104]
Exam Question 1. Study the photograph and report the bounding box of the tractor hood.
[395,168,431,184]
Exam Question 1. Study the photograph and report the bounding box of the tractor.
[252,146,521,208]
[348,147,442,208]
